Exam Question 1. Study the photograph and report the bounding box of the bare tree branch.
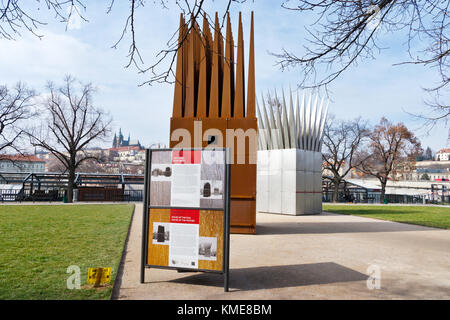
[0,82,36,160]
[0,1,247,86]
[274,0,449,125]
[0,0,87,39]
[321,114,370,202]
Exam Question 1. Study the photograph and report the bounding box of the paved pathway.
[113,204,450,299]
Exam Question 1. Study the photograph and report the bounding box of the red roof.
[437,148,450,154]
[0,155,45,162]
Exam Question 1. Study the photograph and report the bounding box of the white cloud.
[66,4,83,30]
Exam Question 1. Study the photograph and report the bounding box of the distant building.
[416,168,450,181]
[0,155,45,173]
[412,160,450,181]
[436,149,450,161]
[112,128,143,149]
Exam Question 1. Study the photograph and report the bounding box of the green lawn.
[323,204,450,229]
[0,204,134,300]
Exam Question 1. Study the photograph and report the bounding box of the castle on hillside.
[112,128,143,149]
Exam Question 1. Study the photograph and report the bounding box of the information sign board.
[141,148,231,291]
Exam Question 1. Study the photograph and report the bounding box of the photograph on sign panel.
[152,222,170,245]
[200,180,223,199]
[200,180,223,208]
[150,164,172,182]
[198,237,217,261]
[150,181,171,206]
[200,161,224,208]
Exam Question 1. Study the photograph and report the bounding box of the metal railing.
[123,190,143,202]
[0,189,64,202]
[0,189,21,201]
[0,188,143,202]
[322,190,447,204]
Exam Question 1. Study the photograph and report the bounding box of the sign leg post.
[224,149,231,292]
[141,149,151,284]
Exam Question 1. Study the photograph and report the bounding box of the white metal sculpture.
[256,89,329,215]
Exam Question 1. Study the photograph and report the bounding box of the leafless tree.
[0,82,35,159]
[26,76,112,203]
[274,0,449,127]
[322,115,370,202]
[0,0,244,86]
[357,117,422,203]
[109,0,247,85]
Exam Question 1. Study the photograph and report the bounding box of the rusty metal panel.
[226,118,257,234]
[230,163,256,197]
[199,118,227,148]
[226,118,258,165]
[229,199,256,234]
[169,117,195,148]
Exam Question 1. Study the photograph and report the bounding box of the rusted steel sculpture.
[170,12,257,234]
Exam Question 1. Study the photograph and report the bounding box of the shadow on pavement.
[256,221,429,235]
[168,262,367,291]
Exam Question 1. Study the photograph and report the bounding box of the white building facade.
[436,149,450,161]
[0,155,45,173]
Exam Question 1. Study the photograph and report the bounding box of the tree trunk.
[67,166,75,203]
[332,179,340,202]
[380,182,386,204]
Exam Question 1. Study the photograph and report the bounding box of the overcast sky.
[0,1,448,152]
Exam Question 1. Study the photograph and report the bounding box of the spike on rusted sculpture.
[246,11,255,118]
[197,15,211,118]
[184,18,196,118]
[172,13,185,118]
[234,12,245,118]
[221,13,233,118]
[209,13,221,118]
[170,12,257,234]
[173,14,187,117]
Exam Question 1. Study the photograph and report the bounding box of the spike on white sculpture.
[256,89,329,215]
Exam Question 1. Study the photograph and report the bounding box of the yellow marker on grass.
[87,267,112,287]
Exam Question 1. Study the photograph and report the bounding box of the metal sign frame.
[140,148,231,292]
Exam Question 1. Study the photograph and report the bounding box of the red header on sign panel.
[172,150,201,164]
[170,209,200,224]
